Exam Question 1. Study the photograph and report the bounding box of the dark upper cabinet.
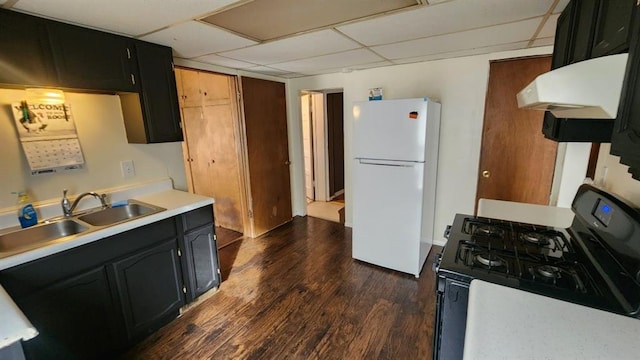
[0,9,57,86]
[122,41,183,143]
[47,21,137,92]
[17,267,119,360]
[551,1,575,70]
[569,0,599,63]
[542,0,639,142]
[592,0,636,58]
[611,3,640,178]
[111,239,184,342]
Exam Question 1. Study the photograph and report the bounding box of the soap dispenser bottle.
[15,191,38,228]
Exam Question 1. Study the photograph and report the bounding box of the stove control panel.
[594,199,614,226]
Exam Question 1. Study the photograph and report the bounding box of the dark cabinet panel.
[18,267,119,360]
[47,21,136,92]
[123,41,182,143]
[0,9,56,86]
[568,0,599,63]
[611,3,640,178]
[111,239,184,341]
[183,224,220,301]
[551,1,574,70]
[592,0,635,57]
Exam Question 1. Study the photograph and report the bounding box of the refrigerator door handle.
[357,159,416,167]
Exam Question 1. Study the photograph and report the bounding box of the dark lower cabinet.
[183,225,220,301]
[18,267,118,360]
[111,239,184,342]
[0,207,219,359]
[179,205,221,302]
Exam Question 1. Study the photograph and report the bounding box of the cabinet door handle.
[130,74,136,85]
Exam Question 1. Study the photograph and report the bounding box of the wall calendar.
[11,101,85,175]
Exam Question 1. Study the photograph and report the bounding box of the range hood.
[517,53,628,119]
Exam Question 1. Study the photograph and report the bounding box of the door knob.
[482,170,490,178]
[285,160,291,165]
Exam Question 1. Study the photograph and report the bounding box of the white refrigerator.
[352,98,441,277]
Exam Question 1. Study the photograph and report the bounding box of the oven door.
[434,277,470,360]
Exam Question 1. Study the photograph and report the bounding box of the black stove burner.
[521,232,552,246]
[472,224,504,238]
[474,253,504,267]
[537,265,561,278]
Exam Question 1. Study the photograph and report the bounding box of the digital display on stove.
[593,199,614,226]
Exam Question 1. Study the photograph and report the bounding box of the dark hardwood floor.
[124,216,440,359]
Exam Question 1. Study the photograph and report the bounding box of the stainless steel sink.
[0,219,89,253]
[0,200,165,256]
[77,201,164,226]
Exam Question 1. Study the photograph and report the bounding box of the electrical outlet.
[121,160,135,178]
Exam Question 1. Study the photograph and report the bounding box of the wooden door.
[476,57,557,208]
[241,77,292,236]
[327,92,344,197]
[200,72,232,105]
[178,69,202,107]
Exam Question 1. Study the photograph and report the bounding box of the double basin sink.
[0,200,165,255]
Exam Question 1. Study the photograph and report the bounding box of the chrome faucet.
[62,189,108,216]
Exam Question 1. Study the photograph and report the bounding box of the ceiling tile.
[392,41,531,64]
[219,29,361,65]
[201,0,417,41]
[304,60,394,76]
[140,21,257,58]
[11,0,243,36]
[538,14,559,38]
[269,49,384,73]
[371,18,541,60]
[244,66,292,76]
[530,37,554,47]
[553,0,571,13]
[337,0,555,46]
[191,54,256,69]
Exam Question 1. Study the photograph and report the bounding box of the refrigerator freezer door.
[352,159,424,276]
[353,98,429,162]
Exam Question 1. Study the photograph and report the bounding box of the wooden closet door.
[181,74,244,233]
[241,77,292,236]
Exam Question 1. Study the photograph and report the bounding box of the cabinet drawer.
[182,205,214,231]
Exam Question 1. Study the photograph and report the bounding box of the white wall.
[0,89,186,211]
[287,46,554,246]
[594,143,640,206]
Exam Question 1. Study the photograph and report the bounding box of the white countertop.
[0,285,37,348]
[0,181,213,349]
[477,198,574,228]
[0,189,213,271]
[464,280,640,360]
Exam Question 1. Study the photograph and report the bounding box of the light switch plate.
[121,160,135,178]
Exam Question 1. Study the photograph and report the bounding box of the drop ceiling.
[3,0,568,78]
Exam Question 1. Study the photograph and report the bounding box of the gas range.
[433,185,640,360]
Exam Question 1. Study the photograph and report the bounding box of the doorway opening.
[301,89,345,223]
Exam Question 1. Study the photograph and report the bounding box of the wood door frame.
[301,92,316,202]
[301,88,345,203]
